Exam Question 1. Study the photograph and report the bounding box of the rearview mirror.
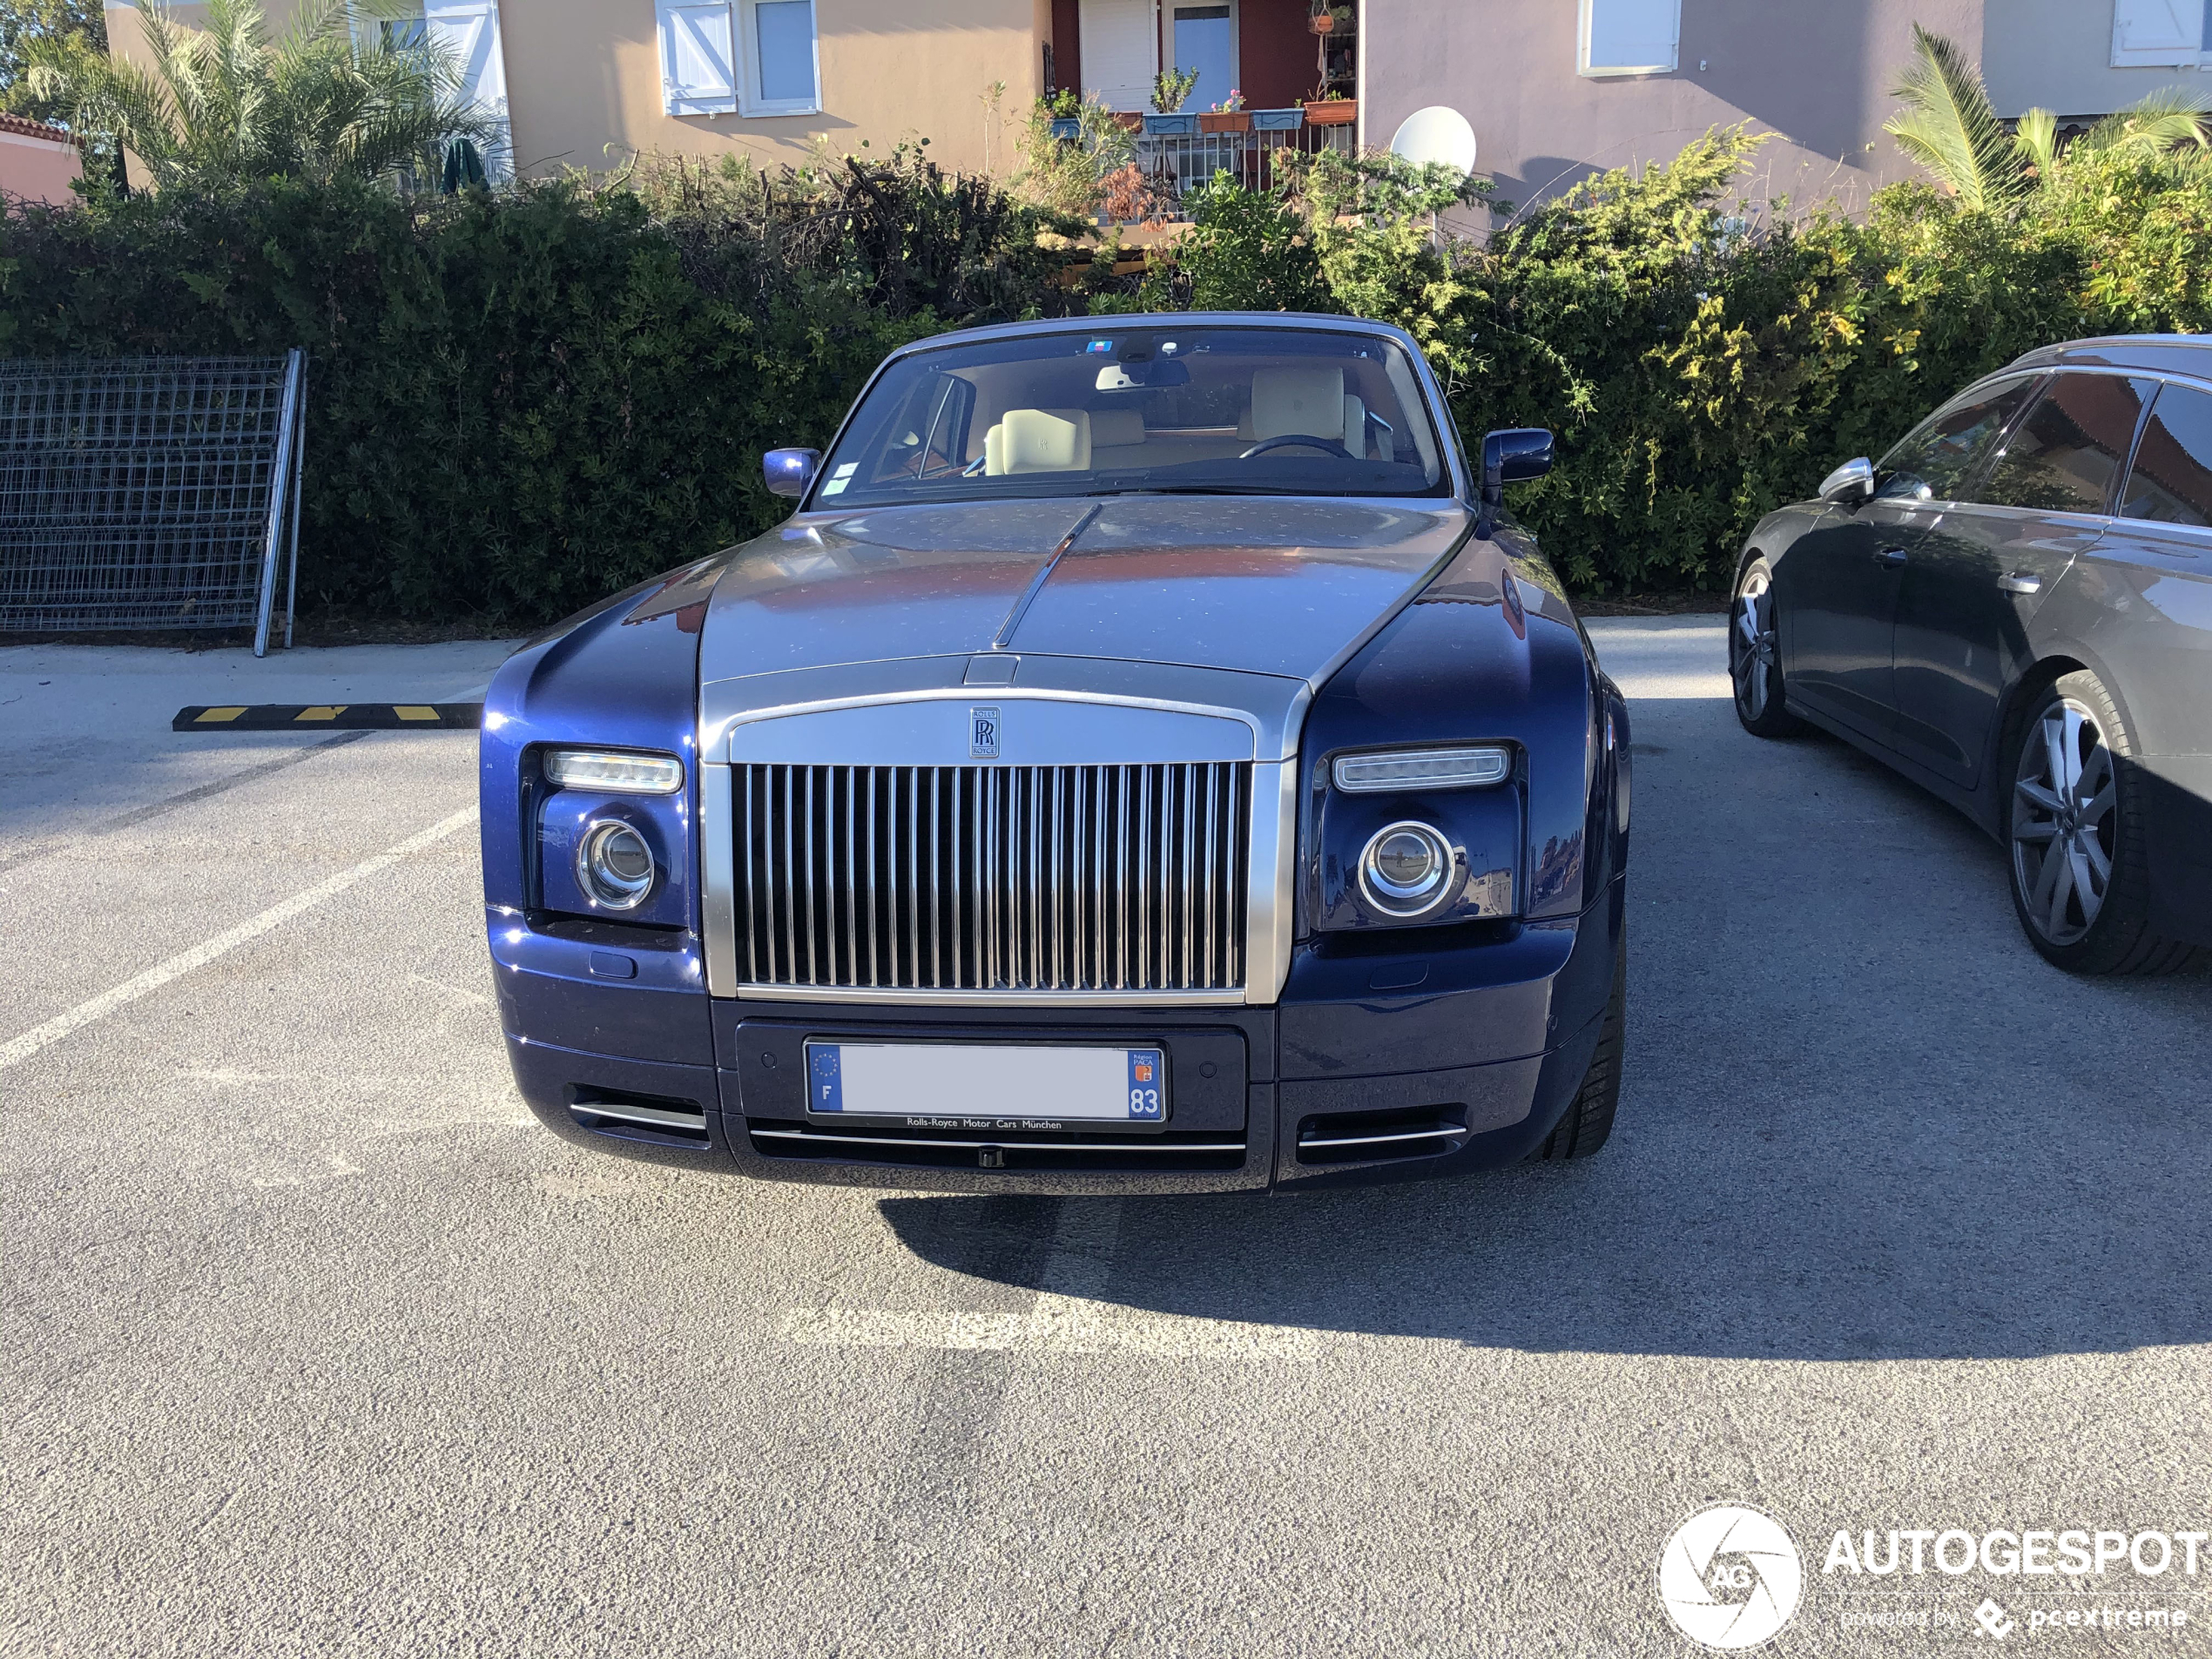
[764,447,820,499]
[1818,457,1875,505]
[1096,359,1190,391]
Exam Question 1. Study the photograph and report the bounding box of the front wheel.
[2006,671,2202,975]
[1730,557,1803,738]
[1529,941,1625,1161]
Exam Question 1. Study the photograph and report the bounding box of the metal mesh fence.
[0,354,304,648]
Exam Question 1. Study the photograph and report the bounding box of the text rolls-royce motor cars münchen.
[1731,334,2212,974]
[479,315,1631,1192]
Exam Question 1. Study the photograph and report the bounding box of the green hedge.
[1171,132,2210,590]
[0,154,1075,624]
[4,132,2209,624]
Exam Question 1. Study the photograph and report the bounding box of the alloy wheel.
[1731,570,1777,721]
[2011,698,2116,947]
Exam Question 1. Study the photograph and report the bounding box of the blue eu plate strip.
[1126,1049,1163,1120]
[810,1044,844,1112]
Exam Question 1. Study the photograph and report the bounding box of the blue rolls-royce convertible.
[479,314,1631,1193]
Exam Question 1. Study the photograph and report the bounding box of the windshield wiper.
[1075,482,1325,497]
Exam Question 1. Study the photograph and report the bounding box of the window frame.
[1577,0,1681,78]
[737,0,822,117]
[2114,374,2212,536]
[1966,368,2161,519]
[1873,374,2044,508]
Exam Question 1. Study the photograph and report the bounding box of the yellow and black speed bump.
[172,703,484,732]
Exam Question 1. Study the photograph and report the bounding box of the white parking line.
[0,806,478,1076]
[779,1199,1325,1360]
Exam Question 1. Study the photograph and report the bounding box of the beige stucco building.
[103,0,1055,179]
[101,0,2212,209]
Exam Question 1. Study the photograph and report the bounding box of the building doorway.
[1171,2,1237,109]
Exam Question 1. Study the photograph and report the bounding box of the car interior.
[819,333,1448,502]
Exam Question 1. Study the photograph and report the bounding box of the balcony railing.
[1136,120,1355,215]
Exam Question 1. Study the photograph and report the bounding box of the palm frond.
[48,0,502,192]
[2080,87,2212,154]
[1883,24,2023,211]
[2013,106,2058,176]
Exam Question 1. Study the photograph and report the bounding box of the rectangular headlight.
[543,749,685,794]
[1332,745,1511,792]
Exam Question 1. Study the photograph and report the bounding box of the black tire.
[1730,556,1804,738]
[2005,670,2204,976]
[1529,941,1626,1161]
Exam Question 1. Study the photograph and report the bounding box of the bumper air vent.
[746,1118,1245,1174]
[1296,1106,1469,1166]
[567,1085,711,1149]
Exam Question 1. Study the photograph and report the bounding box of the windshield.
[811,325,1453,509]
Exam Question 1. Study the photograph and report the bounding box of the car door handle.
[1875,546,1909,567]
[1998,572,2042,595]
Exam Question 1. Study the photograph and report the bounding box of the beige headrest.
[1089,407,1146,448]
[1250,368,1345,442]
[983,423,1004,475]
[988,408,1091,475]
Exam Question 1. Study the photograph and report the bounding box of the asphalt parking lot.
[3,618,2208,1657]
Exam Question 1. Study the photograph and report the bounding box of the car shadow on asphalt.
[878,701,2212,1364]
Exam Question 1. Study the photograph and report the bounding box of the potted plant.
[1251,105,1305,132]
[1198,89,1249,133]
[1044,87,1082,140]
[1144,65,1200,134]
[1309,1,1353,33]
[1304,89,1356,125]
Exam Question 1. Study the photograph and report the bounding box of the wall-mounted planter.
[1198,111,1252,133]
[1049,117,1081,140]
[1143,111,1199,135]
[1112,111,1144,132]
[1251,107,1305,132]
[1304,99,1357,126]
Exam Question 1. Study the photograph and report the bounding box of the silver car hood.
[697,495,1473,685]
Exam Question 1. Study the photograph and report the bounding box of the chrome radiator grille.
[736,763,1251,993]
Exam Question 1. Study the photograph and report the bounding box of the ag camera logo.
[1659,1503,1804,1649]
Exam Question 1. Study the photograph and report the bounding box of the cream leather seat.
[982,408,1092,475]
[1247,368,1371,457]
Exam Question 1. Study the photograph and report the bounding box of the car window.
[813,325,1451,508]
[2120,381,2212,529]
[1875,376,2038,502]
[1977,373,2151,514]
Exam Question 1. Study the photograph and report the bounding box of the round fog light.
[1359,820,1454,916]
[578,819,655,910]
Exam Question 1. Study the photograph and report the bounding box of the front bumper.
[495,873,1626,1194]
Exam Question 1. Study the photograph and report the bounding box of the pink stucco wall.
[1364,0,1984,226]
[0,123,85,206]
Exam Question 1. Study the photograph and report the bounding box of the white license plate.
[803,1042,1167,1131]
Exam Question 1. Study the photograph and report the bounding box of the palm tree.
[24,0,497,191]
[1885,24,2211,209]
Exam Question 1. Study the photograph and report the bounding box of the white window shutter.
[659,0,738,115]
[425,0,513,175]
[2112,0,2205,65]
[1581,0,1680,76]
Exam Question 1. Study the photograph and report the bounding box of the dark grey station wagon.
[1731,335,2212,974]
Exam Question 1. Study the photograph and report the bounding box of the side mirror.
[1480,428,1554,501]
[764,447,821,500]
[1476,428,1553,536]
[1818,457,1875,505]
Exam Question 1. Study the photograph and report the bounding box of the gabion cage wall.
[0,353,305,653]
